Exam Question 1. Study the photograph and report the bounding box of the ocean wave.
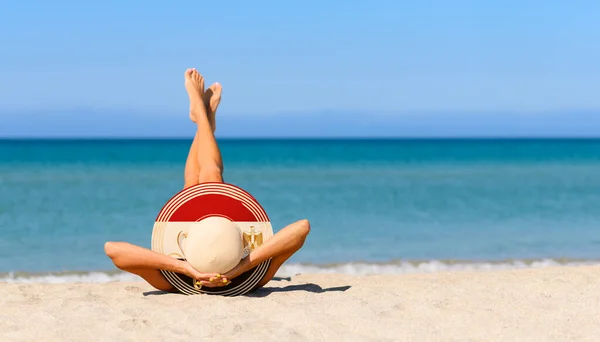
[277,259,600,276]
[2,259,599,283]
[0,271,139,284]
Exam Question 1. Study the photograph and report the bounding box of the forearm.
[237,220,309,274]
[108,242,190,274]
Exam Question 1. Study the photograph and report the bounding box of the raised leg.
[183,69,224,184]
[184,73,223,188]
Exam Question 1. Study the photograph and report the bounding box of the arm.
[223,219,311,279]
[104,241,221,283]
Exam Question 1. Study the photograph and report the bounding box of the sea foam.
[1,259,597,283]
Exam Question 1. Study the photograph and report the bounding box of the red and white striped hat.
[151,182,273,296]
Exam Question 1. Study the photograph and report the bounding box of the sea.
[1,138,600,283]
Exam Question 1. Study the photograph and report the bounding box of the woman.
[104,69,310,292]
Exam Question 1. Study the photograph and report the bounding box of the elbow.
[290,219,310,250]
[104,241,119,259]
[298,219,311,237]
[104,241,126,270]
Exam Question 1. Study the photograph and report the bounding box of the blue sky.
[1,1,600,137]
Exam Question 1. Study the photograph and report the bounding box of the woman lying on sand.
[104,69,310,293]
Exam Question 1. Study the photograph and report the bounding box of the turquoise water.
[1,139,600,282]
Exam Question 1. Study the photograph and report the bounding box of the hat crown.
[181,216,244,274]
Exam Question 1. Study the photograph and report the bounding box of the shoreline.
[2,259,600,284]
[3,265,600,341]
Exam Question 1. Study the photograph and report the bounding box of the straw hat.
[151,182,273,296]
[179,216,244,274]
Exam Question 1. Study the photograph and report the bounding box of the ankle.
[190,106,207,119]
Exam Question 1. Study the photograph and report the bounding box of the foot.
[203,82,222,132]
[184,68,207,120]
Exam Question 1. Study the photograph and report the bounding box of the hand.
[197,273,232,288]
[183,263,231,288]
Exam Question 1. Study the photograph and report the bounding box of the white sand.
[2,265,600,341]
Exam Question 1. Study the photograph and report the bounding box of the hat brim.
[151,182,273,296]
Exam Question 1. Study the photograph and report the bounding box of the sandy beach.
[2,265,600,341]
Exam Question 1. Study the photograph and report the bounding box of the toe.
[198,74,205,90]
[213,83,222,96]
[204,83,217,100]
[206,83,220,95]
[210,82,222,92]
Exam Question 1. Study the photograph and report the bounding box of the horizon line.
[2,136,600,141]
[3,108,600,115]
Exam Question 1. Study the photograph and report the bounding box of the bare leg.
[183,69,224,183]
[184,79,223,188]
